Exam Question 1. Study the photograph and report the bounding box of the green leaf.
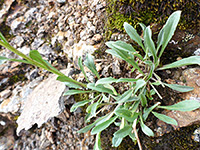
[112,136,123,147]
[91,116,117,135]
[29,50,49,69]
[140,93,147,107]
[94,132,102,150]
[138,23,146,31]
[87,83,114,94]
[86,102,99,117]
[156,27,164,52]
[158,100,200,111]
[77,123,95,133]
[84,54,100,79]
[114,125,132,138]
[64,90,92,96]
[158,56,200,70]
[115,108,138,122]
[129,132,136,141]
[158,10,181,58]
[152,111,178,126]
[112,41,144,60]
[0,56,8,65]
[103,84,117,95]
[124,22,145,50]
[144,26,157,62]
[116,89,134,103]
[70,100,90,112]
[140,117,154,137]
[116,78,138,83]
[0,32,9,44]
[95,77,117,86]
[145,60,155,80]
[78,57,89,82]
[164,83,194,92]
[143,102,160,121]
[64,82,82,89]
[106,42,144,74]
[134,79,146,95]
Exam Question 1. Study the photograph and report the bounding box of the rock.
[12,36,24,47]
[16,69,70,135]
[31,38,45,50]
[57,0,66,4]
[0,0,15,24]
[156,68,200,136]
[10,16,25,34]
[91,34,102,44]
[18,45,31,55]
[0,89,11,99]
[38,43,53,55]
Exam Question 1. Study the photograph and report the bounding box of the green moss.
[105,0,200,37]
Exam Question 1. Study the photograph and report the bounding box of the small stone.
[18,45,31,55]
[57,0,66,4]
[0,89,11,99]
[91,34,102,43]
[13,36,24,47]
[81,16,88,24]
[31,38,45,50]
[38,43,53,55]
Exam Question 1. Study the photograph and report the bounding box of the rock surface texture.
[0,0,105,149]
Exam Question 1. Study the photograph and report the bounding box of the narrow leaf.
[70,100,90,112]
[114,125,132,138]
[143,102,160,121]
[78,57,89,82]
[144,26,157,62]
[86,102,99,117]
[158,100,200,111]
[87,83,114,94]
[91,116,117,135]
[134,79,146,95]
[116,89,134,103]
[152,111,178,126]
[94,132,102,150]
[116,78,138,83]
[0,32,9,44]
[64,90,92,96]
[112,136,123,147]
[77,123,95,133]
[158,56,200,70]
[115,108,138,122]
[84,54,100,79]
[158,11,181,58]
[95,77,117,86]
[0,56,8,65]
[140,93,147,107]
[164,83,194,92]
[124,22,145,50]
[140,117,154,137]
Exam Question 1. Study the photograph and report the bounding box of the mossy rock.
[105,0,200,38]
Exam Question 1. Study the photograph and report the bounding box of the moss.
[105,0,200,37]
[0,21,13,40]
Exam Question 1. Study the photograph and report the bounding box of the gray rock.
[57,0,66,4]
[38,43,53,55]
[18,45,31,55]
[31,38,45,50]
[10,17,25,34]
[13,36,24,47]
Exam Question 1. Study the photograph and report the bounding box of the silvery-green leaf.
[152,111,178,126]
[115,108,138,122]
[158,56,200,70]
[70,100,90,112]
[64,90,92,96]
[113,125,132,138]
[134,79,146,95]
[94,132,102,150]
[116,89,134,103]
[158,100,200,111]
[91,116,117,135]
[164,83,194,92]
[144,26,157,62]
[112,136,123,147]
[140,117,154,137]
[116,78,138,83]
[78,57,89,82]
[86,102,99,117]
[84,54,100,79]
[95,77,117,86]
[158,11,181,58]
[143,102,160,120]
[124,22,145,50]
[87,83,114,94]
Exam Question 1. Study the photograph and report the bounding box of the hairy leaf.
[124,22,145,50]
[78,57,89,82]
[95,77,117,86]
[94,132,102,150]
[91,116,117,135]
[114,125,132,138]
[112,136,123,147]
[70,100,90,112]
[158,100,200,111]
[64,90,92,96]
[87,83,114,94]
[140,117,154,137]
[158,56,200,70]
[164,83,194,92]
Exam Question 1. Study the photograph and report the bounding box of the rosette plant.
[1,10,200,150]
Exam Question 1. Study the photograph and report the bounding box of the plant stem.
[132,118,142,150]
